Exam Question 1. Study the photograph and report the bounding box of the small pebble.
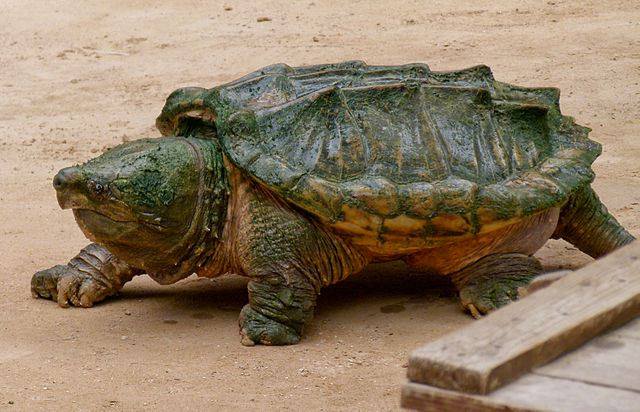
[257,16,271,22]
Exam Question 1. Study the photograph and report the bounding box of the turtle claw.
[240,335,256,347]
[238,305,301,346]
[466,303,483,319]
[31,265,67,301]
[459,273,536,317]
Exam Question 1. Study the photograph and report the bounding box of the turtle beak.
[53,166,87,209]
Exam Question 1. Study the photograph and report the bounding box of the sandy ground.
[1,0,638,410]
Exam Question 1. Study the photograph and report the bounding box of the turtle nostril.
[52,174,63,189]
[53,167,80,191]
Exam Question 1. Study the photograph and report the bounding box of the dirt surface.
[1,1,638,410]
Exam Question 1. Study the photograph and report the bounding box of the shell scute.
[342,177,399,217]
[289,175,344,221]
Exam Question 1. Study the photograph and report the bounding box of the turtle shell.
[157,62,600,244]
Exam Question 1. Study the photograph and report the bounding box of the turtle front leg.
[239,276,317,346]
[32,243,141,308]
[235,188,367,346]
[451,253,543,318]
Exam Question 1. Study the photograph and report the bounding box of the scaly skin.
[32,243,140,307]
[233,182,368,345]
[555,185,635,258]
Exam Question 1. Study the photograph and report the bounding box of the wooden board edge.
[400,382,538,412]
[486,300,640,391]
[407,285,640,394]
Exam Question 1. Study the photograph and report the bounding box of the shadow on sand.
[116,261,457,318]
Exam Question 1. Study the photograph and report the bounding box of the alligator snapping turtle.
[32,61,635,345]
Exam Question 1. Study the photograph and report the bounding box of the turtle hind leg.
[555,185,635,258]
[451,253,543,318]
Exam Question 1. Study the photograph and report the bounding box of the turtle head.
[53,137,228,282]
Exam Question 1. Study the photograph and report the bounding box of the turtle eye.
[88,180,105,196]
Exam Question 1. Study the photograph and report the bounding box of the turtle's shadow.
[117,261,455,316]
[116,242,590,318]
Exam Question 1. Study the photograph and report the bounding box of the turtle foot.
[459,273,536,318]
[453,253,543,318]
[31,264,115,308]
[238,305,301,346]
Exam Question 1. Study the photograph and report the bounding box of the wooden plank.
[534,319,640,391]
[402,373,640,412]
[402,382,534,412]
[408,241,640,394]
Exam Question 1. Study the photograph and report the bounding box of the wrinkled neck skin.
[194,160,246,279]
[141,138,230,284]
[152,156,248,283]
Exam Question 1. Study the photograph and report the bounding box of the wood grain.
[534,318,640,392]
[407,241,640,394]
